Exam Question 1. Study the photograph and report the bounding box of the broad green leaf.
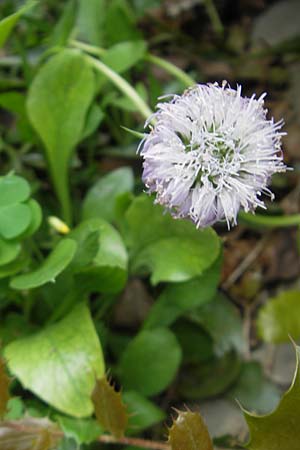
[27,49,95,223]
[168,410,213,450]
[70,218,128,293]
[0,174,30,207]
[82,168,134,222]
[92,377,128,438]
[125,195,220,284]
[144,253,222,329]
[228,362,280,414]
[0,1,36,48]
[189,293,246,356]
[5,303,105,417]
[123,391,165,433]
[0,418,61,450]
[119,328,182,396]
[0,203,31,239]
[0,356,10,418]
[257,290,300,343]
[0,239,21,267]
[178,351,241,400]
[76,0,106,46]
[57,415,102,445]
[102,41,147,73]
[10,239,77,290]
[244,344,300,450]
[0,252,29,280]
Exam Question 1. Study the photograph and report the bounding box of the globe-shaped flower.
[139,82,287,228]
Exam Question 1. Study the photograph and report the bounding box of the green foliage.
[27,49,95,223]
[4,304,105,417]
[257,290,300,343]
[168,410,213,450]
[10,239,77,290]
[124,195,220,284]
[92,377,128,438]
[0,0,36,47]
[119,328,182,396]
[244,345,300,450]
[122,391,166,433]
[82,167,134,222]
[56,415,102,445]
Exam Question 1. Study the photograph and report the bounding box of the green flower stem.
[84,54,153,121]
[203,0,224,36]
[239,211,300,228]
[70,39,105,57]
[145,54,195,88]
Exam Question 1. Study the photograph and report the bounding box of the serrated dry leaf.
[168,410,213,450]
[0,418,61,450]
[0,356,10,419]
[91,377,128,438]
[244,344,300,450]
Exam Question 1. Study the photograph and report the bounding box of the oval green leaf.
[4,303,105,417]
[0,203,32,239]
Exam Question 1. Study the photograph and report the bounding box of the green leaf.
[82,168,134,222]
[105,0,141,45]
[0,0,36,48]
[76,0,106,46]
[228,362,280,414]
[189,293,246,356]
[0,239,21,267]
[10,239,77,290]
[81,103,104,140]
[57,415,102,445]
[123,391,165,433]
[0,203,32,239]
[102,40,147,73]
[125,195,220,284]
[119,328,182,396]
[144,253,222,329]
[27,49,95,223]
[0,174,30,207]
[92,377,128,438]
[257,290,300,343]
[4,303,105,417]
[70,218,128,293]
[168,410,213,450]
[21,199,42,239]
[0,418,61,450]
[244,344,300,450]
[48,0,77,46]
[0,356,10,419]
[178,351,241,400]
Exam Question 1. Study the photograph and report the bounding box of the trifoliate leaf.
[168,410,213,450]
[91,377,128,438]
[244,344,300,450]
[0,356,10,419]
[0,417,61,450]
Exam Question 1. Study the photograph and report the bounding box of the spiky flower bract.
[139,82,287,228]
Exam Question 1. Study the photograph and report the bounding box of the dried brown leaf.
[168,410,213,450]
[0,356,10,419]
[0,418,61,450]
[92,377,128,439]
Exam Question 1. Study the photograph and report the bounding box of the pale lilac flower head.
[139,82,287,228]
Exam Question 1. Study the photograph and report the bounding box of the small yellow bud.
[48,216,70,234]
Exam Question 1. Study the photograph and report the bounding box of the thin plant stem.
[99,434,170,449]
[203,0,224,36]
[239,211,300,228]
[84,54,153,121]
[145,54,195,88]
[70,39,105,57]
